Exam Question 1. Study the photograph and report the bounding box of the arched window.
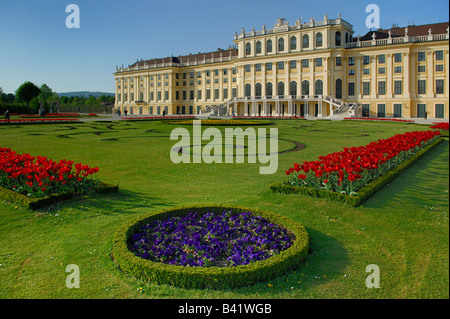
[266,82,273,97]
[266,39,273,53]
[302,80,310,96]
[303,35,309,48]
[255,83,262,97]
[278,38,285,52]
[315,80,323,95]
[245,83,251,97]
[335,31,341,47]
[316,33,323,47]
[245,43,251,55]
[256,41,262,54]
[290,81,297,96]
[277,82,285,97]
[290,36,297,50]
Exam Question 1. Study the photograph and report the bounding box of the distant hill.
[58,91,115,98]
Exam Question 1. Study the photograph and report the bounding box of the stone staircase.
[324,95,361,119]
[199,104,227,117]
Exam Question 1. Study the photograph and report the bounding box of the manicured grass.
[0,120,448,299]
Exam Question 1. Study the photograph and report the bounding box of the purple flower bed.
[130,210,294,267]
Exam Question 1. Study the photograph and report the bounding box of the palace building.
[114,15,449,119]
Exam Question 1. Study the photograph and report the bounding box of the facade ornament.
[388,30,392,38]
[324,13,328,21]
[405,27,408,37]
[428,28,432,35]
[372,32,376,40]
[241,27,245,34]
[274,18,288,28]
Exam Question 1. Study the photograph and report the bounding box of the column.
[263,101,268,116]
[288,100,293,116]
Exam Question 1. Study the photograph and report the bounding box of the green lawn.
[0,119,448,299]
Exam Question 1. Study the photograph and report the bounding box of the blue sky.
[0,0,448,94]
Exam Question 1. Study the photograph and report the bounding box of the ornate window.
[255,83,262,97]
[315,80,323,95]
[335,31,341,47]
[289,81,297,96]
[302,80,310,96]
[290,36,297,50]
[277,82,285,97]
[266,82,273,96]
[245,84,252,97]
[316,33,323,47]
[256,41,262,54]
[278,38,285,52]
[302,35,309,48]
[266,39,273,53]
[245,43,251,55]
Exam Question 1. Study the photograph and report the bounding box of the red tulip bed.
[431,122,449,136]
[19,113,81,118]
[344,117,415,123]
[0,147,118,209]
[272,130,442,205]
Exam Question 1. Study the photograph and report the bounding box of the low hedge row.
[270,137,444,206]
[112,204,309,289]
[0,182,119,210]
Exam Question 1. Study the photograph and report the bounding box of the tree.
[38,84,53,102]
[48,92,60,104]
[16,82,41,106]
[29,97,40,113]
[98,94,108,103]
[85,96,98,106]
[60,96,69,104]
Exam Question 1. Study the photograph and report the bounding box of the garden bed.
[112,204,309,289]
[343,117,415,123]
[0,181,118,210]
[0,147,118,209]
[271,131,443,206]
[0,119,81,125]
[166,119,273,126]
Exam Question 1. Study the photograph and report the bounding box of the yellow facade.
[114,16,449,119]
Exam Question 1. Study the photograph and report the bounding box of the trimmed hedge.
[270,137,444,206]
[166,120,273,126]
[0,182,119,210]
[112,204,309,289]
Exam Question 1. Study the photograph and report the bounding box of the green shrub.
[271,137,444,206]
[112,204,309,289]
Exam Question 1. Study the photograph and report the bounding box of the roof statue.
[274,18,288,28]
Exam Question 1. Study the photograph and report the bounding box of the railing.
[345,32,448,49]
[116,55,237,73]
[234,18,353,40]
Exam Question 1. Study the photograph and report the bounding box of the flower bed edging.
[0,182,119,210]
[112,204,309,289]
[270,137,444,206]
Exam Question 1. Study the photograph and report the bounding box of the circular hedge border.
[112,204,309,289]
